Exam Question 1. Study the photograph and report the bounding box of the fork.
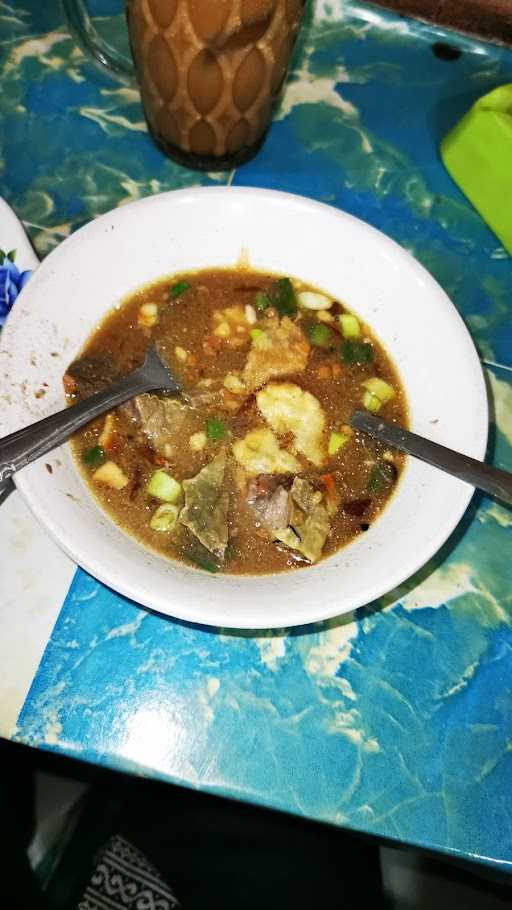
[0,345,181,496]
[351,410,512,507]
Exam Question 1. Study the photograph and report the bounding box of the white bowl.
[0,188,487,629]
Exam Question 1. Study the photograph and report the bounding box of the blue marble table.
[1,0,512,871]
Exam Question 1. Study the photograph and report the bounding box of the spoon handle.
[350,410,512,507]
[0,346,177,488]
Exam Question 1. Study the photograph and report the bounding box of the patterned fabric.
[78,835,180,910]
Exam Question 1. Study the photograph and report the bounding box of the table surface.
[1,0,512,871]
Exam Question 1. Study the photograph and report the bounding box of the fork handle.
[351,411,512,507]
[0,368,153,490]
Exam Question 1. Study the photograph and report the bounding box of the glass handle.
[62,0,135,84]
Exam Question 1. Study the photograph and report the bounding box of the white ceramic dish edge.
[0,188,488,629]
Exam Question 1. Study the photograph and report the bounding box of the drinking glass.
[63,0,305,170]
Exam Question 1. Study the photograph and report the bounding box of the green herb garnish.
[206,417,226,440]
[149,503,180,532]
[191,555,220,573]
[224,543,236,562]
[83,445,106,468]
[169,280,191,299]
[341,339,374,365]
[339,313,361,339]
[255,279,297,316]
[255,290,271,312]
[271,277,297,317]
[368,462,396,495]
[250,327,264,343]
[305,322,334,348]
[145,470,182,503]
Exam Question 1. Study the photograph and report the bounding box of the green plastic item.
[441,84,512,255]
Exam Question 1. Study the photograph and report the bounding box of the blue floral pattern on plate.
[0,249,32,326]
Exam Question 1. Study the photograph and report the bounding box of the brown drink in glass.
[126,0,305,170]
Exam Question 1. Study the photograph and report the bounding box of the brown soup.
[65,268,407,574]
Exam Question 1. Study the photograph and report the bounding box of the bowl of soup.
[0,188,488,628]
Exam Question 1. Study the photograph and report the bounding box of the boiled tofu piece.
[212,304,251,342]
[93,461,128,490]
[232,427,301,476]
[256,382,326,467]
[189,431,207,452]
[243,317,310,391]
[137,302,158,328]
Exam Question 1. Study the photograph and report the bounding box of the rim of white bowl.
[7,186,488,629]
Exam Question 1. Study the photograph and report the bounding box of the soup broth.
[66,268,407,574]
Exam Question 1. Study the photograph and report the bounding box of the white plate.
[0,188,488,629]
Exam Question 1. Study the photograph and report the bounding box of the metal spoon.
[0,345,180,496]
[350,410,512,507]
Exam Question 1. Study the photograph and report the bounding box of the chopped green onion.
[328,431,350,455]
[339,314,361,339]
[255,291,271,311]
[250,327,263,342]
[368,462,396,495]
[169,280,190,299]
[341,339,374,365]
[83,445,106,468]
[362,390,382,413]
[206,417,226,440]
[145,470,182,503]
[255,278,297,317]
[361,377,395,413]
[224,543,236,562]
[150,503,180,532]
[271,278,297,317]
[305,322,334,348]
[297,291,332,311]
[191,555,220,573]
[362,377,395,403]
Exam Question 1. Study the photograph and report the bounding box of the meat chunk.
[244,473,330,563]
[256,382,326,467]
[180,451,229,559]
[291,476,323,514]
[248,483,291,533]
[232,427,301,476]
[189,385,246,416]
[187,380,226,413]
[243,317,309,391]
[129,393,188,458]
[246,474,294,498]
[66,354,119,396]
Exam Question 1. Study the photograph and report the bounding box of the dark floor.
[2,738,511,909]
